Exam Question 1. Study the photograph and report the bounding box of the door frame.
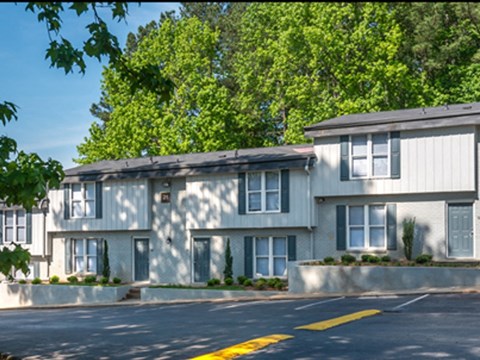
[192,237,211,283]
[446,202,475,259]
[133,237,150,282]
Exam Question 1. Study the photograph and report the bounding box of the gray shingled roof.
[304,102,480,137]
[64,144,315,182]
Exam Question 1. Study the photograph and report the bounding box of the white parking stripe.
[391,294,430,310]
[358,295,399,300]
[209,300,294,312]
[294,297,345,311]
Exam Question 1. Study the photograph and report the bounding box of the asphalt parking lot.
[2,293,480,359]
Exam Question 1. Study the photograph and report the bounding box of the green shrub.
[49,275,60,284]
[254,278,267,290]
[223,239,233,280]
[243,279,253,286]
[267,278,278,288]
[32,277,42,285]
[381,255,391,262]
[275,281,284,290]
[207,278,221,287]
[415,254,433,264]
[224,277,234,286]
[67,275,79,284]
[100,276,109,285]
[18,279,27,284]
[84,275,97,284]
[102,240,111,280]
[323,256,335,264]
[368,256,381,264]
[402,218,416,260]
[113,277,122,284]
[361,254,371,262]
[341,254,356,265]
[237,275,248,285]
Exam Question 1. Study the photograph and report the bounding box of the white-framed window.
[3,209,26,243]
[254,236,287,277]
[348,205,386,250]
[71,183,95,218]
[73,239,98,273]
[247,171,281,213]
[350,133,389,179]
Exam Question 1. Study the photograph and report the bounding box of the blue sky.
[0,2,180,169]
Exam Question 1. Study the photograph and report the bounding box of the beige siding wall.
[47,179,151,232]
[185,169,311,229]
[313,126,476,196]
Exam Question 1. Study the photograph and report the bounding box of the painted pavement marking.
[391,294,430,311]
[209,300,293,312]
[294,297,345,311]
[294,309,382,331]
[190,334,294,360]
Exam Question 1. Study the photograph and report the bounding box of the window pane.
[352,135,367,156]
[266,192,279,211]
[370,227,385,248]
[16,210,25,226]
[372,133,388,154]
[273,237,286,256]
[349,206,364,226]
[369,205,385,225]
[85,200,95,217]
[248,193,261,212]
[87,240,97,255]
[352,158,367,177]
[5,211,13,226]
[72,184,82,200]
[75,240,84,256]
[87,257,97,273]
[75,257,84,272]
[373,156,388,176]
[349,228,364,248]
[248,173,261,191]
[274,258,286,276]
[256,258,269,276]
[5,228,14,242]
[17,227,25,242]
[265,172,279,190]
[256,238,269,256]
[72,201,83,217]
[85,183,95,200]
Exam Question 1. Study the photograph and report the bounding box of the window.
[3,210,26,243]
[247,171,280,213]
[73,239,98,273]
[348,205,386,249]
[350,133,389,178]
[254,236,287,277]
[71,183,95,218]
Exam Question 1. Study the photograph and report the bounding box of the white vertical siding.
[312,126,475,197]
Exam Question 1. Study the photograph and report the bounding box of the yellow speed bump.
[295,309,381,331]
[191,334,294,360]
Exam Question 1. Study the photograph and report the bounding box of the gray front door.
[134,238,150,281]
[194,238,210,282]
[448,204,473,258]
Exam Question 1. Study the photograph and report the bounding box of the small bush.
[18,279,27,284]
[237,275,248,285]
[113,277,122,284]
[323,256,335,264]
[84,275,97,284]
[341,254,356,265]
[100,276,109,285]
[275,281,284,290]
[49,275,60,284]
[368,256,381,264]
[243,279,253,286]
[32,277,42,285]
[415,254,433,264]
[224,277,234,286]
[381,255,391,262]
[207,278,221,287]
[267,278,278,288]
[402,218,416,260]
[254,278,267,290]
[361,254,371,262]
[67,275,79,284]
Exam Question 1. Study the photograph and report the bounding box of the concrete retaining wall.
[0,284,131,309]
[288,262,480,294]
[142,288,281,302]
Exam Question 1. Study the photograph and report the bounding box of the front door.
[194,238,210,282]
[134,238,150,281]
[448,204,473,258]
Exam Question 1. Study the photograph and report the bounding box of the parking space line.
[294,309,382,331]
[190,334,294,360]
[294,297,345,311]
[391,294,430,311]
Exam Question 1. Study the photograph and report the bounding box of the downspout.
[304,157,314,259]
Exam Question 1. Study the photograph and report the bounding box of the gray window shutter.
[26,211,32,244]
[287,235,296,261]
[390,132,401,179]
[33,262,40,278]
[281,169,290,213]
[97,239,104,275]
[336,205,347,250]
[238,173,246,215]
[244,236,253,278]
[340,135,349,181]
[387,204,397,250]
[65,238,72,275]
[0,211,3,243]
[63,184,70,220]
[95,182,103,219]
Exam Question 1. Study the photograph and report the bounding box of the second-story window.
[350,133,389,179]
[3,209,26,243]
[71,183,95,218]
[247,171,280,213]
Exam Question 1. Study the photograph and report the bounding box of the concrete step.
[124,287,141,300]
